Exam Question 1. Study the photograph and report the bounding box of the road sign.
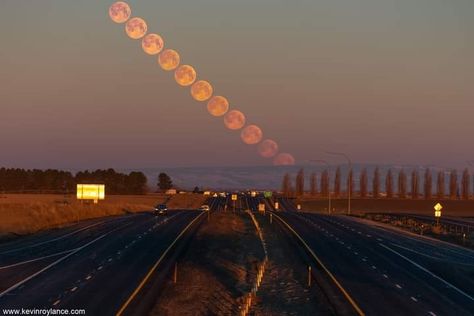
[434,203,443,212]
[435,210,442,217]
[77,184,105,204]
[231,194,238,201]
[263,191,272,198]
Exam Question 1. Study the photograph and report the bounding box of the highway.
[273,209,474,315]
[0,209,205,315]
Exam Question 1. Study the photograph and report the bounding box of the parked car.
[199,204,210,211]
[154,204,168,215]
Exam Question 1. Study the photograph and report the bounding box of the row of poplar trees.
[282,167,472,200]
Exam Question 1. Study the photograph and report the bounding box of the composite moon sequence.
[109,1,294,165]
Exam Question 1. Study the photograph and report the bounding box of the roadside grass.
[0,194,165,237]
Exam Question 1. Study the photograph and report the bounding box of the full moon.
[207,96,229,117]
[191,80,213,101]
[109,2,131,23]
[125,17,147,39]
[241,125,263,145]
[273,153,296,166]
[158,49,180,71]
[141,33,164,55]
[174,65,197,86]
[224,110,246,130]
[258,139,279,158]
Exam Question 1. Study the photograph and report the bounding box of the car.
[199,204,210,211]
[154,204,168,215]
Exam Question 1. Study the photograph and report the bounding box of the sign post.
[232,194,237,213]
[434,203,443,227]
[77,184,105,204]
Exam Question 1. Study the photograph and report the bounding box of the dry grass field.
[0,193,166,238]
[298,197,474,217]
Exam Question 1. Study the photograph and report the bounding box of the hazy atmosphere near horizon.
[1,0,473,169]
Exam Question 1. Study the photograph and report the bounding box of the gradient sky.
[0,0,473,169]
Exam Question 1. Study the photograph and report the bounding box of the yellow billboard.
[77,184,105,203]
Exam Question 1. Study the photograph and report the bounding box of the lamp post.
[326,152,352,215]
[308,159,331,215]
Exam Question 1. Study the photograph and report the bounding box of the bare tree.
[334,167,341,198]
[373,167,380,198]
[462,168,470,200]
[360,168,368,198]
[411,169,419,199]
[310,172,318,196]
[282,173,292,198]
[424,168,432,199]
[295,168,304,196]
[320,169,329,197]
[449,170,458,200]
[398,169,407,199]
[386,169,393,198]
[437,171,445,199]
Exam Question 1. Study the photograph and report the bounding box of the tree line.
[283,167,472,200]
[0,168,148,195]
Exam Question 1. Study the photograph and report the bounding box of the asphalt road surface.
[276,211,474,315]
[0,210,202,315]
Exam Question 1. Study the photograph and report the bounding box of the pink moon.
[109,2,131,24]
[240,125,263,145]
[258,139,279,158]
[224,110,246,130]
[125,17,147,39]
[273,153,295,166]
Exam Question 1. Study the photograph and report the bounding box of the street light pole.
[326,152,352,216]
[308,159,331,215]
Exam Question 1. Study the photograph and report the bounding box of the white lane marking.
[389,243,443,261]
[366,234,371,238]
[52,300,61,306]
[71,287,78,292]
[383,274,389,278]
[362,258,367,262]
[429,312,437,316]
[0,225,122,299]
[0,220,107,255]
[395,284,402,289]
[371,266,377,269]
[410,296,418,302]
[0,249,76,270]
[354,252,358,255]
[377,238,383,242]
[379,243,474,301]
[85,275,92,280]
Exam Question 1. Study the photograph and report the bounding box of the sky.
[0,0,473,170]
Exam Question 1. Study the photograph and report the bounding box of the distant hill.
[124,163,449,191]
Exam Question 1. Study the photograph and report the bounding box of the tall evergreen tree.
[373,167,380,198]
[386,169,393,198]
[360,168,368,198]
[424,168,432,199]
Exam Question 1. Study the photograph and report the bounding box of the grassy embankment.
[0,193,207,238]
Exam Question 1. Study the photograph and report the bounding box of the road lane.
[277,212,474,315]
[0,210,202,315]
